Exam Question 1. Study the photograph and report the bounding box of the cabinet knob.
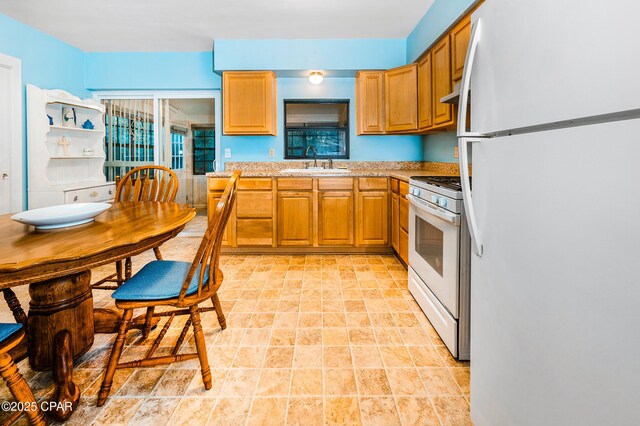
[108,190,113,195]
[73,196,79,202]
[1,173,7,180]
[90,191,98,198]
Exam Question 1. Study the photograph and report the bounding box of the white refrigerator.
[456,1,640,424]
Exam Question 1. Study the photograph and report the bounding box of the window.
[192,126,215,175]
[170,126,186,170]
[284,100,349,159]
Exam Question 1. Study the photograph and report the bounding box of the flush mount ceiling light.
[308,71,324,85]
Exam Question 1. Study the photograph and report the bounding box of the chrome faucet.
[305,145,318,168]
[327,158,333,169]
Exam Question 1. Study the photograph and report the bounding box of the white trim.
[92,90,221,170]
[0,53,23,212]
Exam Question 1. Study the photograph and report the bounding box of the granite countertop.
[206,169,457,182]
[207,161,463,182]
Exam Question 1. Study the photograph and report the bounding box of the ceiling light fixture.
[308,71,324,85]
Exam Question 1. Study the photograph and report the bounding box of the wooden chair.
[0,324,47,425]
[96,171,240,407]
[92,165,179,338]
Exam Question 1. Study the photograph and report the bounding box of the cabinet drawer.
[318,178,353,191]
[236,191,273,218]
[358,177,388,191]
[399,181,409,197]
[277,178,313,190]
[236,219,273,246]
[238,178,272,191]
[208,178,229,191]
[65,184,115,204]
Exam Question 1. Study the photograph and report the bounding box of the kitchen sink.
[279,168,351,173]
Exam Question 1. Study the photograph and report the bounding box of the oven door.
[407,194,461,318]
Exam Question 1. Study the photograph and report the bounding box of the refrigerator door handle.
[458,137,483,256]
[457,18,485,138]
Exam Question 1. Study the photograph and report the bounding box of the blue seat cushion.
[0,323,22,343]
[112,260,208,301]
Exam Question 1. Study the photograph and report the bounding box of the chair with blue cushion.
[0,323,46,425]
[96,171,240,407]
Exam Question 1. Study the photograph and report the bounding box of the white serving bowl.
[11,202,112,230]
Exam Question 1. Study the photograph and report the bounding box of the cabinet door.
[277,191,313,246]
[391,192,400,252]
[357,191,389,246]
[356,71,385,135]
[432,37,454,126]
[399,227,409,264]
[384,64,418,132]
[223,71,276,135]
[399,196,409,233]
[208,192,234,246]
[451,15,471,82]
[417,52,433,130]
[318,191,354,246]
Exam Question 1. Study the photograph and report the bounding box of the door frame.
[0,53,23,212]
[92,90,222,172]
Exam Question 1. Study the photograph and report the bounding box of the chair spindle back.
[178,171,240,302]
[116,165,179,203]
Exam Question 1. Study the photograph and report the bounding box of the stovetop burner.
[410,176,469,192]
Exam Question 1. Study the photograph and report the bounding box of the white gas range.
[407,176,471,360]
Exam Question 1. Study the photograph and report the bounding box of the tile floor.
[0,237,470,425]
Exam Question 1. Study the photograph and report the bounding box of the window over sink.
[284,100,349,160]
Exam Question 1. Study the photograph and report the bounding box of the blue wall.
[222,78,423,163]
[85,51,220,90]
[422,132,458,162]
[0,13,88,209]
[214,39,406,72]
[406,0,476,63]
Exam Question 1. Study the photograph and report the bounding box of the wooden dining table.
[0,201,195,420]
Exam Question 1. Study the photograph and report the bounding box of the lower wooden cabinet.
[390,178,409,264]
[391,192,400,252]
[277,191,313,246]
[357,190,389,246]
[207,192,234,246]
[318,191,354,245]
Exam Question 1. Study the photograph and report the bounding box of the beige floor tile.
[408,345,444,367]
[241,328,271,346]
[290,368,323,395]
[128,397,181,426]
[296,328,323,346]
[374,328,403,345]
[432,396,472,426]
[256,368,292,396]
[247,397,288,426]
[323,313,347,328]
[219,369,259,397]
[286,397,324,426]
[348,328,377,345]
[93,397,144,426]
[206,398,251,426]
[419,368,463,396]
[323,346,353,368]
[379,346,414,368]
[322,328,349,345]
[293,346,323,368]
[395,397,440,426]
[358,397,401,425]
[351,346,384,368]
[299,312,323,328]
[450,367,470,395]
[386,368,427,396]
[152,369,197,396]
[270,328,297,346]
[232,346,267,368]
[324,369,358,395]
[354,368,392,396]
[263,346,294,368]
[324,396,361,425]
[116,368,166,397]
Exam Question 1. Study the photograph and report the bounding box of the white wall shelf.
[27,84,115,208]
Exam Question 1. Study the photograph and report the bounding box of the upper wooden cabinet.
[432,36,454,126]
[222,71,277,135]
[384,64,418,133]
[451,15,472,82]
[417,52,433,131]
[355,71,385,135]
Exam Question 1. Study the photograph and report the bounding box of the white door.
[0,53,22,214]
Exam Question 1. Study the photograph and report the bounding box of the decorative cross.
[58,136,70,157]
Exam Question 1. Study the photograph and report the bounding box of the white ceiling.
[169,98,215,118]
[0,0,435,52]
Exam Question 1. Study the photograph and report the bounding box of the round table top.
[0,202,195,278]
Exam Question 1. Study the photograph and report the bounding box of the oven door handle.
[407,194,460,225]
